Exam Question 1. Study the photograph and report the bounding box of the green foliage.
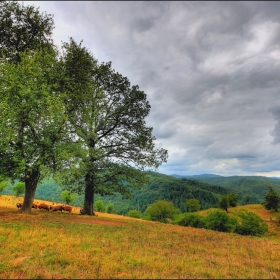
[186,199,201,212]
[234,210,268,236]
[127,209,142,219]
[0,179,9,195]
[95,200,105,212]
[205,210,238,233]
[174,208,268,237]
[263,186,280,212]
[61,190,75,205]
[12,182,25,196]
[145,200,179,223]
[175,213,206,228]
[106,203,114,214]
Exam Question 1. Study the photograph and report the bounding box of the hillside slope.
[0,197,280,279]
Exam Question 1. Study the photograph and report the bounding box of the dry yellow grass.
[0,195,280,279]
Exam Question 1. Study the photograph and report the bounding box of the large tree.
[0,1,68,213]
[58,39,168,215]
[0,49,68,213]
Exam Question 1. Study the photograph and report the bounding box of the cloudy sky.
[26,1,280,177]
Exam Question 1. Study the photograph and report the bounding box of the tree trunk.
[21,168,40,214]
[83,172,95,216]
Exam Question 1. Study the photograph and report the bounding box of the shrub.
[94,200,105,212]
[205,210,238,232]
[0,180,9,195]
[61,190,75,205]
[127,209,142,219]
[106,203,114,214]
[234,210,268,236]
[145,200,180,223]
[12,182,25,196]
[175,213,206,228]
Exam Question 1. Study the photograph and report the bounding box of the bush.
[0,180,9,195]
[145,200,180,223]
[205,210,238,232]
[94,200,105,212]
[234,210,268,236]
[106,203,114,213]
[12,182,25,196]
[127,209,142,219]
[175,213,206,228]
[61,190,75,205]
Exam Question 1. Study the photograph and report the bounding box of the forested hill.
[92,172,235,214]
[3,172,234,215]
[5,172,278,214]
[181,175,280,204]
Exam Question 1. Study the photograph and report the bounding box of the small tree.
[227,193,239,207]
[186,199,201,212]
[145,200,179,223]
[263,186,280,212]
[12,182,25,197]
[61,190,75,205]
[219,193,239,212]
[95,200,105,212]
[219,196,229,212]
[127,209,142,218]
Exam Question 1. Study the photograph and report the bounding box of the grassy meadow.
[0,195,280,279]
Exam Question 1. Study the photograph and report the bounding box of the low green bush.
[145,200,180,223]
[175,213,206,228]
[234,210,268,236]
[205,210,238,232]
[127,209,142,218]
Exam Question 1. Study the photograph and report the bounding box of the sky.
[25,1,280,177]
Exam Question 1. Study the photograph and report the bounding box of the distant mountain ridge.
[171,173,223,179]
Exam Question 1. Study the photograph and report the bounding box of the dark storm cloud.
[28,1,280,176]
